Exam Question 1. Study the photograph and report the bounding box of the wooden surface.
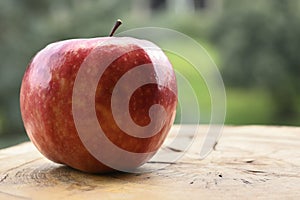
[0,125,300,200]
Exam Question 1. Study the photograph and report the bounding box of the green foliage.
[226,88,275,125]
[211,0,300,124]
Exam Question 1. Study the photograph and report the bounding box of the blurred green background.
[0,0,299,148]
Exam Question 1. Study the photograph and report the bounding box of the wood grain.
[0,125,299,200]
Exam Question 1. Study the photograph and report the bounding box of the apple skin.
[20,37,177,173]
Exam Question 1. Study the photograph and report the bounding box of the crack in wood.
[244,159,255,163]
[241,178,251,184]
[164,146,183,152]
[3,157,43,174]
[244,169,267,174]
[213,141,218,150]
[0,174,8,182]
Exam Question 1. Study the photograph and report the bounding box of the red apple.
[20,20,177,173]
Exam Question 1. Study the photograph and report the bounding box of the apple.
[20,20,177,173]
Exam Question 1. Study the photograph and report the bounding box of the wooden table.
[0,125,299,199]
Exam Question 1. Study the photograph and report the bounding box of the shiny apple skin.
[20,37,177,173]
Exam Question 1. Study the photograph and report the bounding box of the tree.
[211,0,300,124]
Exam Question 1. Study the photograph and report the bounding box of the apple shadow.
[40,164,151,189]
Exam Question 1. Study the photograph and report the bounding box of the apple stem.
[109,19,123,37]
